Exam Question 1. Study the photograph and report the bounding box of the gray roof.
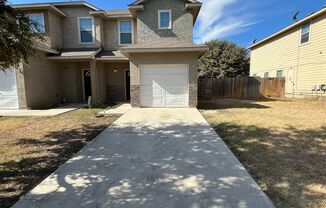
[11,1,100,11]
[47,48,100,60]
[121,38,208,53]
[129,0,200,6]
[95,50,129,61]
[122,38,206,49]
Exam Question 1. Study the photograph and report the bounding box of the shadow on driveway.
[12,109,275,208]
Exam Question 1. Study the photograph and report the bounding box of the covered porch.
[48,49,130,106]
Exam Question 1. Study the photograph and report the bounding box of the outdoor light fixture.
[113,67,117,72]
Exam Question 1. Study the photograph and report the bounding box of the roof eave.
[128,5,144,17]
[121,47,208,53]
[185,3,202,23]
[90,10,133,19]
[47,56,92,60]
[89,10,108,18]
[11,4,68,17]
[53,2,99,11]
[34,46,60,54]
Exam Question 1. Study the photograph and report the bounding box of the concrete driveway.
[13,108,275,208]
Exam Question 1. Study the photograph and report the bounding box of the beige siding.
[250,13,326,97]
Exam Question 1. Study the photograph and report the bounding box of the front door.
[125,70,130,100]
[83,70,92,101]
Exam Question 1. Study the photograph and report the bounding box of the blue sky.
[9,0,326,47]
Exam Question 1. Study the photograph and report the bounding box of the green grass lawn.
[199,98,326,208]
[0,109,119,208]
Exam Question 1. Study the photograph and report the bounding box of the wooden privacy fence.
[198,77,286,99]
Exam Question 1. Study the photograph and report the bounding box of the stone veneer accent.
[130,85,140,107]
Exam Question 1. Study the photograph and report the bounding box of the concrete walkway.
[0,103,86,117]
[13,108,275,208]
[98,103,132,116]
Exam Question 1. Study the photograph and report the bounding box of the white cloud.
[194,0,259,43]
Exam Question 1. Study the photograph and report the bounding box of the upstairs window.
[264,72,269,78]
[78,17,94,44]
[276,70,283,77]
[119,20,133,45]
[300,23,310,44]
[158,10,172,29]
[28,13,45,33]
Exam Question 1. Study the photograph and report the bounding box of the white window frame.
[28,13,45,33]
[77,17,95,44]
[300,22,311,46]
[118,19,134,46]
[158,10,172,30]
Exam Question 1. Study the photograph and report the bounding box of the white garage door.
[140,65,189,107]
[0,70,19,109]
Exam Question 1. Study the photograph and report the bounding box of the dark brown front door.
[125,70,130,100]
[83,70,92,101]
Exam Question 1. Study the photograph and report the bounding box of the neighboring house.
[0,0,208,109]
[249,6,326,98]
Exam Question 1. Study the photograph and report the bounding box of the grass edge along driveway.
[0,109,119,208]
[199,98,326,208]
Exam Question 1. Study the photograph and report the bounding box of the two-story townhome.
[0,0,207,109]
[249,6,326,98]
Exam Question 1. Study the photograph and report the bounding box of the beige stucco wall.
[21,51,61,109]
[48,10,63,49]
[136,0,193,43]
[129,52,199,107]
[250,13,326,97]
[25,10,51,48]
[106,62,130,101]
[25,10,62,49]
[58,6,101,49]
[59,62,89,103]
[103,18,137,50]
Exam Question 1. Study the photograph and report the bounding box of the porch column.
[16,62,28,109]
[90,60,99,103]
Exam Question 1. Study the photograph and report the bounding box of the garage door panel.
[141,88,164,97]
[165,88,188,96]
[166,97,188,107]
[0,70,19,109]
[140,65,189,108]
[141,98,165,107]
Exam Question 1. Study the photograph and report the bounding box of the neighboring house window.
[276,70,283,77]
[28,13,45,33]
[300,23,310,44]
[78,17,94,44]
[264,72,269,78]
[119,20,133,45]
[253,74,257,77]
[158,10,172,29]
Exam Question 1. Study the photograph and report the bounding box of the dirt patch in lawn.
[0,109,119,208]
[199,98,326,208]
